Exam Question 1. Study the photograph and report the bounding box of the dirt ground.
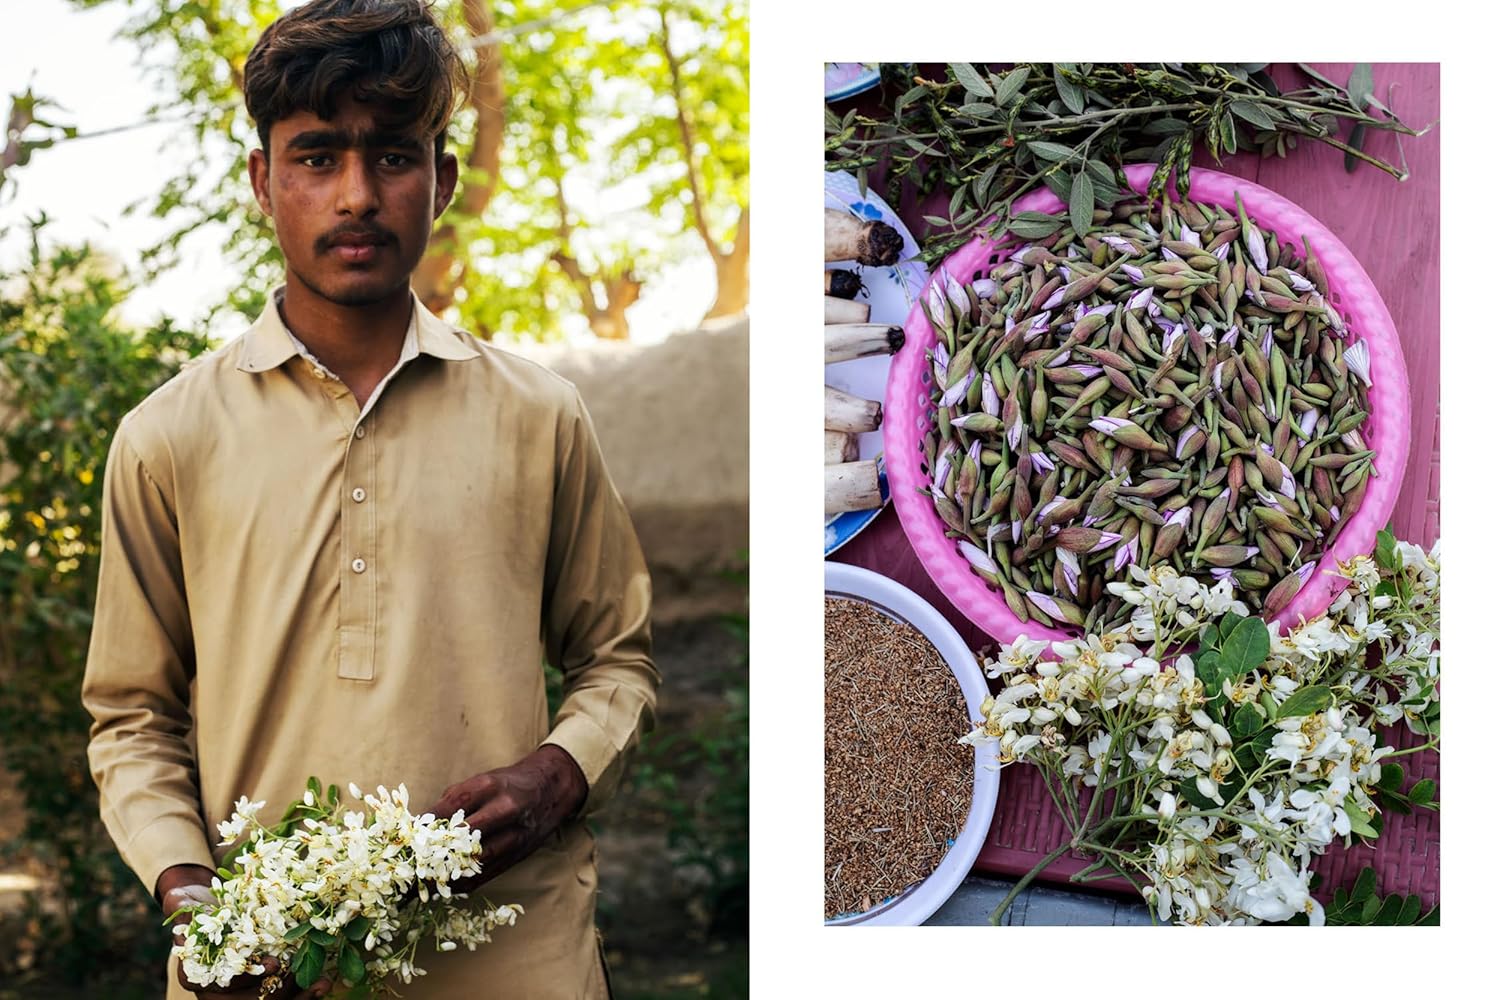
[594,615,749,997]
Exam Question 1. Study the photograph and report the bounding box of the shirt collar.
[235,286,480,374]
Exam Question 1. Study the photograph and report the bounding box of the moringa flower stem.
[988,840,1077,925]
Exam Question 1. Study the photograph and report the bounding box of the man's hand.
[425,745,588,892]
[159,863,317,997]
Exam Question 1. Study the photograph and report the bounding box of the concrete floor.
[925,876,1156,926]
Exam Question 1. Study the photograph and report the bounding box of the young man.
[81,2,658,996]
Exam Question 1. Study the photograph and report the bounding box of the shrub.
[0,223,212,992]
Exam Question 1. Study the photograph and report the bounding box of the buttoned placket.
[310,366,380,683]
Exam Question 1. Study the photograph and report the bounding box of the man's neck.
[278,277,413,389]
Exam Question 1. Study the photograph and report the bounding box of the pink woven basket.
[887,163,1411,645]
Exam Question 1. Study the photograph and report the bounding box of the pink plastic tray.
[887,163,1412,645]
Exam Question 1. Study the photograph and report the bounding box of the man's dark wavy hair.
[243,0,471,160]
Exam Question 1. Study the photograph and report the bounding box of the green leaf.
[1141,118,1190,136]
[1346,63,1374,110]
[948,181,969,220]
[1350,867,1378,903]
[1219,114,1237,156]
[1005,213,1064,240]
[1194,649,1223,698]
[1360,893,1380,923]
[1229,100,1276,130]
[284,921,314,942]
[892,84,927,121]
[1376,762,1405,791]
[1344,793,1379,839]
[1375,528,1397,569]
[1069,171,1094,237]
[1054,65,1085,115]
[1374,580,1397,598]
[1417,904,1440,926]
[309,927,338,947]
[1231,701,1264,739]
[974,159,1002,204]
[345,916,371,941]
[1199,623,1221,650]
[1026,141,1078,163]
[1374,894,1404,926]
[992,67,1030,108]
[1276,684,1332,720]
[1397,895,1422,925]
[338,943,366,985]
[307,775,323,799]
[1217,611,1245,641]
[1232,728,1276,774]
[1219,617,1270,678]
[1408,778,1436,806]
[294,940,327,990]
[956,102,997,118]
[952,62,994,100]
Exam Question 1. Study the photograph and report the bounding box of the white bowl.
[824,562,1001,926]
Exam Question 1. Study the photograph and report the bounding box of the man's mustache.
[315,224,398,253]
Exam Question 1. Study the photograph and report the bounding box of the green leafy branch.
[825,63,1436,263]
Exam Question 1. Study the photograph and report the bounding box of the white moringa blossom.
[961,539,1440,926]
[172,781,521,991]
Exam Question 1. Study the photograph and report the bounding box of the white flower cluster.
[961,540,1440,926]
[173,782,522,991]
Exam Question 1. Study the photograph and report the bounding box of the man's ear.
[248,148,273,216]
[434,151,459,217]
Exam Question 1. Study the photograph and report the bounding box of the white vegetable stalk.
[825,323,904,364]
[824,296,871,324]
[825,429,859,465]
[824,460,882,515]
[825,385,882,434]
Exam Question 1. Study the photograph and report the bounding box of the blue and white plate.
[825,170,928,557]
[824,63,882,102]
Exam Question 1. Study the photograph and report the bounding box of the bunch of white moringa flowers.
[960,532,1439,925]
[171,779,522,993]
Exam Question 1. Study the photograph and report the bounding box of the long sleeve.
[81,418,213,896]
[540,387,660,817]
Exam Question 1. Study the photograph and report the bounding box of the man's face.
[248,92,458,308]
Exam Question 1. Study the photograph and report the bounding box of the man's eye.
[379,153,411,167]
[300,155,333,168]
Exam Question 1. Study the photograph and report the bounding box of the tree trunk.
[704,204,748,319]
[658,5,748,326]
[412,0,506,316]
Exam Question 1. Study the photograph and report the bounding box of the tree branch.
[658,3,718,259]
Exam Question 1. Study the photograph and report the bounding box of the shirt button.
[351,558,367,573]
[354,426,367,439]
[352,487,367,502]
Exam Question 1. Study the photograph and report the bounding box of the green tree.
[31,0,748,340]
